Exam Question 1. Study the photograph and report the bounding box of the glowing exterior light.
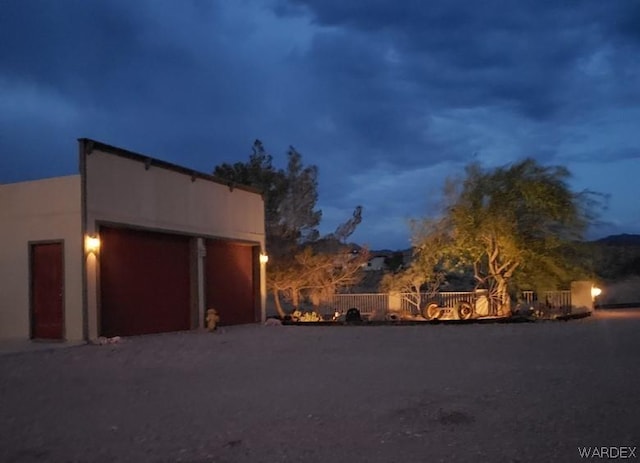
[259,253,269,264]
[591,286,602,299]
[85,235,100,254]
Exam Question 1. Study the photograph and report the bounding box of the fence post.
[570,281,593,314]
[388,292,402,312]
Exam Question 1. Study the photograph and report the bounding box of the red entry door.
[31,242,64,340]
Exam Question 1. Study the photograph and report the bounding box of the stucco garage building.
[0,139,266,342]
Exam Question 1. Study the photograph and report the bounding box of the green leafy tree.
[214,141,321,250]
[381,219,447,314]
[411,158,603,316]
[273,146,323,244]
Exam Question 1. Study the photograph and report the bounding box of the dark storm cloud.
[273,0,640,244]
[0,2,135,79]
[0,0,289,179]
[282,0,627,120]
[1,0,639,248]
[0,1,250,115]
[295,30,451,166]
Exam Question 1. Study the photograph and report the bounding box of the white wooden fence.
[521,290,572,309]
[327,290,573,316]
[329,293,388,315]
[328,292,477,315]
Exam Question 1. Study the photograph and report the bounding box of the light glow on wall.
[85,234,101,254]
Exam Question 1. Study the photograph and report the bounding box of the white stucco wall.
[364,256,387,271]
[83,147,265,243]
[0,175,83,341]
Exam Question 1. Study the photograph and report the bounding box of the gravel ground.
[1,310,639,463]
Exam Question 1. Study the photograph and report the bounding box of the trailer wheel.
[458,301,473,320]
[422,302,441,320]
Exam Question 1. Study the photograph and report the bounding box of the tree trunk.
[495,277,512,317]
[272,288,286,319]
[310,291,321,309]
[291,289,300,310]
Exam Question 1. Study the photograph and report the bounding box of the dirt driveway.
[1,310,639,462]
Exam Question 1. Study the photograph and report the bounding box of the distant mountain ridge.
[595,234,640,246]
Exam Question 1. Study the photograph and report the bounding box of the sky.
[1,0,639,249]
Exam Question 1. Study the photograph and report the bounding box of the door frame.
[252,245,261,322]
[29,239,66,340]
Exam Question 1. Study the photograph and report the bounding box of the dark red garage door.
[100,227,192,337]
[205,240,257,325]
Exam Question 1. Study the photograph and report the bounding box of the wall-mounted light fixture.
[259,253,269,264]
[591,286,602,300]
[85,234,101,254]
